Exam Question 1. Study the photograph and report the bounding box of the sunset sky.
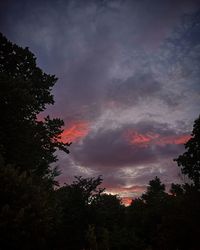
[1,0,200,204]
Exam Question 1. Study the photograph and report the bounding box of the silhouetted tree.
[0,33,70,180]
[175,116,200,189]
[141,176,167,204]
[170,183,184,196]
[86,225,98,250]
[0,156,55,250]
[54,176,103,250]
[139,177,169,249]
[0,33,70,249]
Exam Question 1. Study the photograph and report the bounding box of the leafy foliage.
[175,116,200,188]
[0,158,55,250]
[0,33,70,179]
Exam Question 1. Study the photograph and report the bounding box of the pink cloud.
[125,130,190,147]
[60,121,90,143]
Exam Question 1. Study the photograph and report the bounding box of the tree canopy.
[0,33,70,179]
[175,116,200,189]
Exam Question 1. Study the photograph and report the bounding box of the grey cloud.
[1,0,199,195]
[70,121,186,170]
[107,73,162,106]
[1,0,198,123]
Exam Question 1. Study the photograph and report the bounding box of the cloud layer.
[1,0,200,202]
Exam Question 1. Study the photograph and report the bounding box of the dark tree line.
[0,29,200,249]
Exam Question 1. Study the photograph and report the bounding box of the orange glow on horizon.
[105,186,146,206]
[121,197,133,206]
[60,121,90,143]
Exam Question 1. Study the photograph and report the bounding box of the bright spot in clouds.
[125,130,191,147]
[61,121,90,143]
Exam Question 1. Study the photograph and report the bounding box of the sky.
[1,0,200,204]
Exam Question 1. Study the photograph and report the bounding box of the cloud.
[125,129,190,147]
[105,184,147,197]
[60,120,90,143]
[107,72,162,107]
[1,0,200,199]
[2,0,199,119]
[69,120,188,171]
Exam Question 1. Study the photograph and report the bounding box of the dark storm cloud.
[70,121,187,170]
[106,72,183,108]
[1,0,199,123]
[107,73,162,106]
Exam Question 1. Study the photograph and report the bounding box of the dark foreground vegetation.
[0,28,200,250]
